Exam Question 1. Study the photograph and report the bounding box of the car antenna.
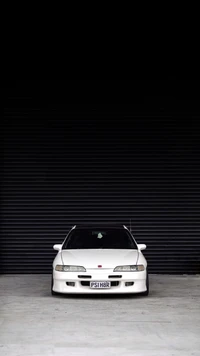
[129,218,132,232]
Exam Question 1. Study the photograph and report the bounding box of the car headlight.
[55,265,86,272]
[113,265,145,272]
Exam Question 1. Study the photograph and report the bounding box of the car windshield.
[62,228,137,250]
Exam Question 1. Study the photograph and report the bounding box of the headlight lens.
[113,265,145,272]
[55,265,86,272]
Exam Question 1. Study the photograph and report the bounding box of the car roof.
[73,224,128,229]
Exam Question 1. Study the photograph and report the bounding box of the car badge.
[98,265,102,268]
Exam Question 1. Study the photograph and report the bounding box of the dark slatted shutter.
[2,111,200,273]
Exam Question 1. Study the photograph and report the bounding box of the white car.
[51,224,149,296]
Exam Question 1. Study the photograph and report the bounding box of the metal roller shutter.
[2,110,200,274]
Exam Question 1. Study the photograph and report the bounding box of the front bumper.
[52,269,147,294]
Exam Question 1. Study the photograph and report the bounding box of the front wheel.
[51,275,57,296]
[140,272,149,296]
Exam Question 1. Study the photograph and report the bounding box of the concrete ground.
[0,275,199,356]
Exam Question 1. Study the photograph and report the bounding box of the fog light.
[66,282,75,287]
[125,282,134,287]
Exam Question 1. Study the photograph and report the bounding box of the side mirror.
[53,244,62,251]
[138,244,146,251]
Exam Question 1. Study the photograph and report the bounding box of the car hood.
[61,249,139,268]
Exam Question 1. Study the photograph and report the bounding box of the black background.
[2,80,200,273]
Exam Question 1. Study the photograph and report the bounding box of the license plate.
[90,281,111,289]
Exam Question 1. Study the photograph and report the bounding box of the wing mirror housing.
[137,244,147,251]
[53,244,62,251]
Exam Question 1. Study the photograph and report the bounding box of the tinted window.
[63,228,137,249]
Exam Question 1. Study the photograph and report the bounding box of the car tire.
[51,275,57,296]
[140,272,149,296]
